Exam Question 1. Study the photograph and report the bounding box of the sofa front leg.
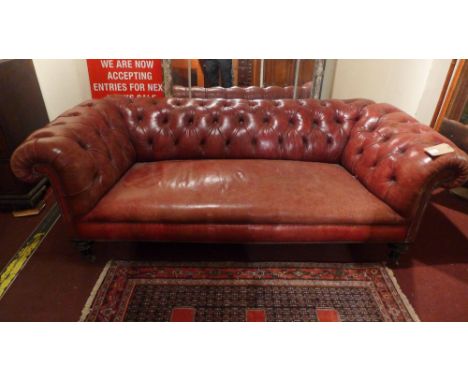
[72,240,95,262]
[387,243,409,267]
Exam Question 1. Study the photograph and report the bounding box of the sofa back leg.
[72,240,95,262]
[387,243,409,267]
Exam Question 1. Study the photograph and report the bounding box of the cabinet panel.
[0,59,49,210]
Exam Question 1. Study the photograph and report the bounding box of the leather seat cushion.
[82,159,405,225]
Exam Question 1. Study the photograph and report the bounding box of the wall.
[331,59,451,125]
[32,59,91,120]
[31,59,451,125]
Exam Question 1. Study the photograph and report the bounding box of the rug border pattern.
[80,260,420,322]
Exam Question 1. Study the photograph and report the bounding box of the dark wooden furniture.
[0,59,49,211]
[262,59,315,87]
[237,59,316,88]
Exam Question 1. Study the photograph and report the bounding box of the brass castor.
[72,240,95,262]
[387,243,409,267]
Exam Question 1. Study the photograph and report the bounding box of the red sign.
[86,59,164,99]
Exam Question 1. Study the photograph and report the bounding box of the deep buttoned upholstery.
[11,96,468,244]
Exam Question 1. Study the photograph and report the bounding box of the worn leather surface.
[82,160,404,225]
[108,96,373,163]
[75,222,408,243]
[10,99,135,216]
[172,84,313,99]
[341,103,468,218]
[10,96,468,243]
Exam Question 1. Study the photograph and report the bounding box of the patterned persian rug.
[80,261,419,322]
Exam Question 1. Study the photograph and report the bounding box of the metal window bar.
[311,59,326,99]
[259,59,265,88]
[162,59,173,97]
[187,59,192,99]
[293,59,301,99]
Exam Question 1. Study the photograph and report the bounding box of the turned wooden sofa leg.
[387,243,409,267]
[72,240,95,262]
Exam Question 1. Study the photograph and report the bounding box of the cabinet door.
[0,59,49,208]
[0,59,49,160]
[263,59,315,87]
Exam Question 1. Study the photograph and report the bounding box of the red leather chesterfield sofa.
[11,96,468,263]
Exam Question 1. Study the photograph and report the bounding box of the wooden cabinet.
[237,59,316,87]
[0,59,49,211]
[262,59,315,87]
[171,59,204,87]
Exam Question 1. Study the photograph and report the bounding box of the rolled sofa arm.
[342,103,468,224]
[11,99,136,217]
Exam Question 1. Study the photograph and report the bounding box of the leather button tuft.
[77,140,88,150]
[381,135,391,142]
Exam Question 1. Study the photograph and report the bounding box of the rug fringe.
[384,266,421,322]
[79,260,113,322]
